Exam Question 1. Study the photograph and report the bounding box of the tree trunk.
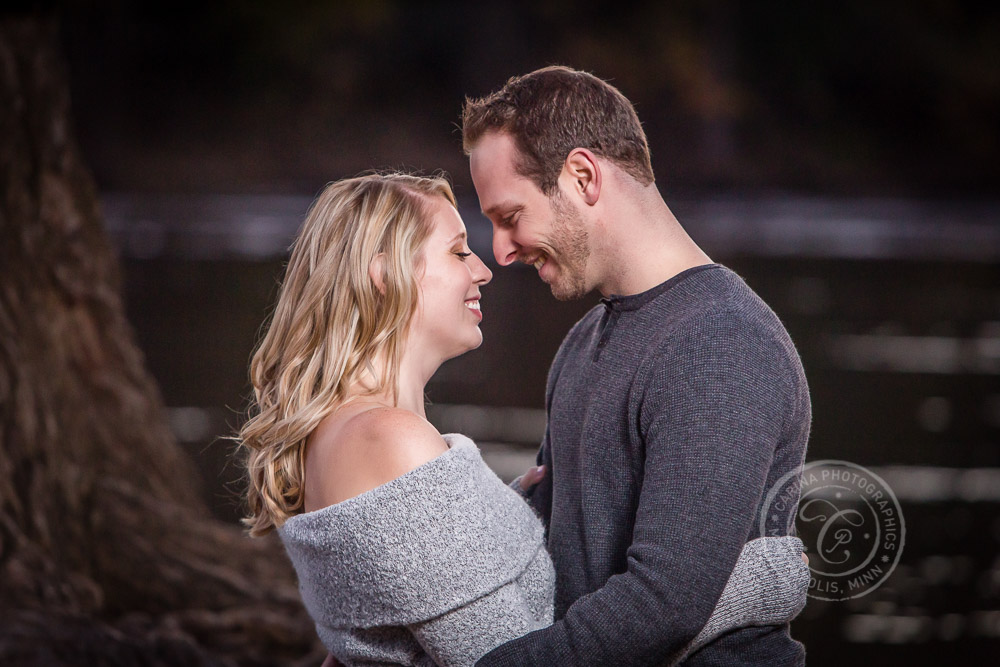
[0,13,322,666]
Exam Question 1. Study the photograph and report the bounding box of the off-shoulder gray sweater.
[278,434,807,667]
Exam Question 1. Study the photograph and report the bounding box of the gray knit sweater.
[279,434,554,667]
[478,264,812,666]
[279,434,808,667]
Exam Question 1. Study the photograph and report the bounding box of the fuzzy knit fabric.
[478,264,812,666]
[280,433,809,667]
[279,434,555,667]
[679,536,809,664]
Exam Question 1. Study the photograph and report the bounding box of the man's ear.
[563,148,601,206]
[368,253,387,295]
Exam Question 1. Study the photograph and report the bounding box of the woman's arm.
[408,573,548,667]
[676,535,810,663]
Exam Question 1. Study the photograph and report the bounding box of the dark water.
[109,193,1000,665]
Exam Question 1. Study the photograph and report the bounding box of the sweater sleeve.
[279,435,555,662]
[520,311,583,525]
[409,571,550,667]
[476,311,795,666]
[675,536,809,663]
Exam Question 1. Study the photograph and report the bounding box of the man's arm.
[477,314,794,666]
[513,312,588,523]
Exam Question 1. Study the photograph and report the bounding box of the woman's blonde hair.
[239,172,456,536]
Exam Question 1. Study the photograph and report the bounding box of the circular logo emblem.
[760,460,905,601]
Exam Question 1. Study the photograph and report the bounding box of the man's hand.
[517,465,546,493]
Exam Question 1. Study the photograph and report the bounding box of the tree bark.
[0,13,322,666]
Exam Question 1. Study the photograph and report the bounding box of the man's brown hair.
[462,66,655,195]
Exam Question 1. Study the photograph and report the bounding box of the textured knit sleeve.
[409,550,555,667]
[477,308,802,666]
[674,536,809,664]
[279,435,554,665]
[520,308,596,524]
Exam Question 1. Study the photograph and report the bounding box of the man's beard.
[547,193,591,301]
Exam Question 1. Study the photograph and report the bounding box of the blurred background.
[56,1,998,664]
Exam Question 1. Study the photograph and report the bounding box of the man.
[463,66,811,665]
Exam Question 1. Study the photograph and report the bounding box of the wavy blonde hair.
[239,172,456,536]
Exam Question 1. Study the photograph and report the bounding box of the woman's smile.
[465,297,483,320]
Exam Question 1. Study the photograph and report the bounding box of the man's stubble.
[546,192,591,301]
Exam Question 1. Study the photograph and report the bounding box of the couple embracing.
[237,67,812,666]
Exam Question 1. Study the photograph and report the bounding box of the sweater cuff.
[509,475,529,498]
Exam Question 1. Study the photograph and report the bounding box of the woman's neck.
[391,372,428,418]
[347,349,432,419]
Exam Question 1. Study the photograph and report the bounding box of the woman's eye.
[455,251,472,260]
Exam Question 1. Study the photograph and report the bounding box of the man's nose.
[492,227,519,266]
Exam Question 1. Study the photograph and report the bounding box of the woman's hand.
[517,465,546,493]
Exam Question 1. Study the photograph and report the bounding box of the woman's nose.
[473,253,493,285]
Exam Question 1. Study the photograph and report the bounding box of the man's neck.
[593,191,712,297]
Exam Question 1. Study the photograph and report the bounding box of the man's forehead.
[470,130,518,169]
[470,135,533,189]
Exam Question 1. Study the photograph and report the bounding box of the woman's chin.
[433,335,484,366]
[458,332,486,356]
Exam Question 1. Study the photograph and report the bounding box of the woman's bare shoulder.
[306,407,448,508]
[342,406,448,467]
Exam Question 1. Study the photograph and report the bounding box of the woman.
[238,173,808,667]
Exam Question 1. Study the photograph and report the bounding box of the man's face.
[469,131,592,301]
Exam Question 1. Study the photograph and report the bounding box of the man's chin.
[548,279,587,301]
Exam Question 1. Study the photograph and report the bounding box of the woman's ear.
[368,253,387,295]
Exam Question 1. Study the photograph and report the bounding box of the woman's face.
[408,196,493,364]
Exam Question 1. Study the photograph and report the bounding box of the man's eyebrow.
[482,201,518,217]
